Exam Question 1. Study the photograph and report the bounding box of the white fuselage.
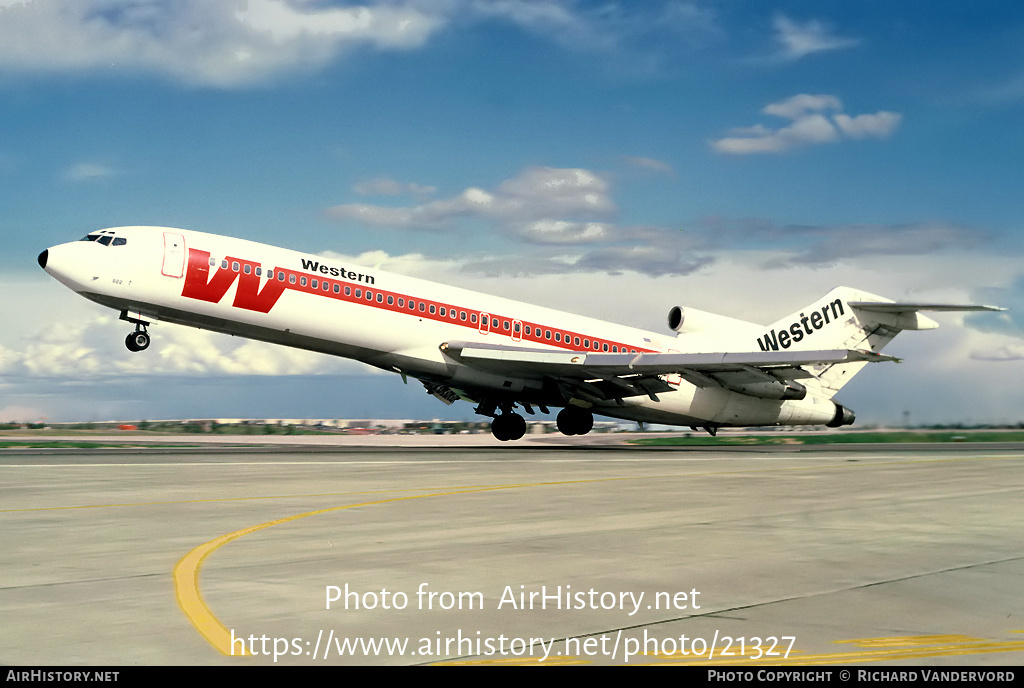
[40,226,845,428]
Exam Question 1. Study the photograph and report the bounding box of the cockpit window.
[79,231,127,247]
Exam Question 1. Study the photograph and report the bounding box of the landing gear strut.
[121,311,151,352]
[556,406,594,436]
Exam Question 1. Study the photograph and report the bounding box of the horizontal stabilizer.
[848,301,1004,313]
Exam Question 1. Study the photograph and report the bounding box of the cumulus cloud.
[772,15,859,60]
[2,309,364,379]
[0,0,677,87]
[711,94,901,155]
[328,166,616,232]
[326,165,715,276]
[0,0,447,87]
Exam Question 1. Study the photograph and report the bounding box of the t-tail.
[754,286,1001,398]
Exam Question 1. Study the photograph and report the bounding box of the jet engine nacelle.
[827,403,856,427]
[667,305,764,338]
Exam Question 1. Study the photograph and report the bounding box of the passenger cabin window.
[244,265,251,274]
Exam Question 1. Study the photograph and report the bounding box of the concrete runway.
[2,438,1024,665]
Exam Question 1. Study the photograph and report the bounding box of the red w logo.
[180,249,286,313]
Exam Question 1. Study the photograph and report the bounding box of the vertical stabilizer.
[753,287,997,397]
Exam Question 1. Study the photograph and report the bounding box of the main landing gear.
[491,412,527,442]
[121,311,151,352]
[481,400,595,441]
[556,406,594,436]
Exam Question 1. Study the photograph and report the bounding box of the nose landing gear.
[125,329,150,352]
[120,311,151,352]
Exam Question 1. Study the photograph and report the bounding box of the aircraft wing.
[439,341,896,402]
[442,341,895,376]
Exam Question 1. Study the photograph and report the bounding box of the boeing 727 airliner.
[37,226,999,440]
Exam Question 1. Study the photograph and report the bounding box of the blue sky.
[1,0,1023,425]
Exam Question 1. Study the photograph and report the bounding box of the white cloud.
[773,15,859,60]
[328,166,616,231]
[0,0,446,87]
[971,341,1024,362]
[834,112,903,139]
[61,162,116,181]
[0,0,654,88]
[762,93,841,119]
[712,94,901,155]
[0,283,365,378]
[514,220,613,244]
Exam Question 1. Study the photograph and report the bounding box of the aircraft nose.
[38,249,48,269]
